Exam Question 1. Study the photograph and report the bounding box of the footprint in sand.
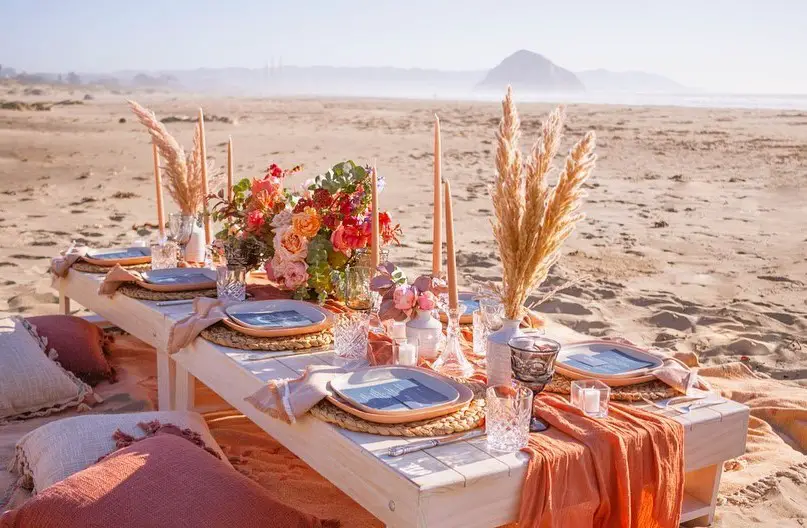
[534,299,594,316]
[0,262,19,268]
[646,310,695,332]
[9,254,47,260]
[31,241,57,247]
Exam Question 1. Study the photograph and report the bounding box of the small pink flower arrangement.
[371,263,448,321]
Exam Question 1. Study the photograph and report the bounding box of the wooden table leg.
[156,350,175,411]
[174,361,196,412]
[683,463,724,527]
[58,282,71,315]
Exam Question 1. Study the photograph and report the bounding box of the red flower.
[267,163,283,178]
[293,198,312,214]
[322,212,339,230]
[379,211,401,244]
[338,196,353,216]
[245,209,266,233]
[341,216,371,250]
[313,188,333,208]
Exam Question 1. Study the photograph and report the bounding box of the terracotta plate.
[138,268,217,292]
[223,300,334,338]
[82,247,151,267]
[554,340,663,385]
[325,376,474,424]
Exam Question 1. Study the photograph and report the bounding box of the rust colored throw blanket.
[519,394,685,528]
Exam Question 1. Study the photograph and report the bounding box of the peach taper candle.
[198,108,211,243]
[443,178,459,310]
[432,114,442,277]
[152,141,166,240]
[370,165,380,270]
[226,136,234,201]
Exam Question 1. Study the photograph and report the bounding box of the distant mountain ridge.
[2,51,686,96]
[577,69,685,93]
[477,50,585,93]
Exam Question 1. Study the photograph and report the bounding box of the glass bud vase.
[486,318,522,386]
[405,309,443,360]
[216,265,246,302]
[432,305,474,378]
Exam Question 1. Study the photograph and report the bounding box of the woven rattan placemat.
[117,283,217,301]
[310,380,486,437]
[544,372,679,401]
[200,323,334,352]
[73,262,152,274]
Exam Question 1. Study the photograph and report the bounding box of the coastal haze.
[1,1,806,525]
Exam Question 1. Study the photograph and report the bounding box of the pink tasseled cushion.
[26,316,116,385]
[0,434,338,528]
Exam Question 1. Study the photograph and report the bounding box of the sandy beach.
[1,84,806,525]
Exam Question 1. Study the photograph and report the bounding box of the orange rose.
[280,228,308,257]
[291,206,321,238]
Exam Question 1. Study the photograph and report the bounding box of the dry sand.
[1,83,806,525]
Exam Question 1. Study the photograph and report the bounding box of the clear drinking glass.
[333,312,370,361]
[486,383,533,452]
[150,241,178,270]
[216,265,246,302]
[344,266,373,312]
[168,213,196,259]
[480,297,504,332]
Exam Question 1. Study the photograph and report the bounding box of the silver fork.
[640,394,706,410]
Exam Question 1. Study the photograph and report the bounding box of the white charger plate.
[329,366,460,416]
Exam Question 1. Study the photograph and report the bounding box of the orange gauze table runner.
[519,394,685,528]
[248,280,685,527]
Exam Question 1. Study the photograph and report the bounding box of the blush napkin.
[50,246,89,278]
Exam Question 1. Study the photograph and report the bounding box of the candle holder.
[432,305,474,378]
[571,380,610,419]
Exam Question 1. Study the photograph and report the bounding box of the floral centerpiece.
[211,160,401,302]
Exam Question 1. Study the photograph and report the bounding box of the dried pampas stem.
[490,87,596,320]
[128,100,205,215]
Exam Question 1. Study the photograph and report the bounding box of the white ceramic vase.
[486,318,522,386]
[406,309,443,360]
[184,220,206,263]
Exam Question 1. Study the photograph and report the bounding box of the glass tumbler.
[216,265,246,302]
[150,241,178,270]
[333,312,371,361]
[486,383,533,453]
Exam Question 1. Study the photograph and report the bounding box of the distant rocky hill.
[477,50,585,93]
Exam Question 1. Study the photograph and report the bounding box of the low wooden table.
[55,269,749,527]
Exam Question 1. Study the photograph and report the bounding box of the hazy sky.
[2,0,805,93]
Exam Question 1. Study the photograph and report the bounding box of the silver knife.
[387,429,485,457]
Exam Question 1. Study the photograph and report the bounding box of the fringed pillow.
[0,435,337,528]
[25,316,116,385]
[0,317,97,424]
[10,411,228,493]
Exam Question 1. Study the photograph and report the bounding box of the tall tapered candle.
[370,166,380,270]
[198,108,211,243]
[226,136,234,201]
[443,179,458,310]
[152,141,166,240]
[432,115,442,277]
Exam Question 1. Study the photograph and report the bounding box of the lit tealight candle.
[397,343,418,366]
[391,322,407,343]
[583,388,600,414]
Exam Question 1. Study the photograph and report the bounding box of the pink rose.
[265,255,288,281]
[283,260,309,290]
[330,224,350,255]
[417,291,437,311]
[393,285,417,312]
